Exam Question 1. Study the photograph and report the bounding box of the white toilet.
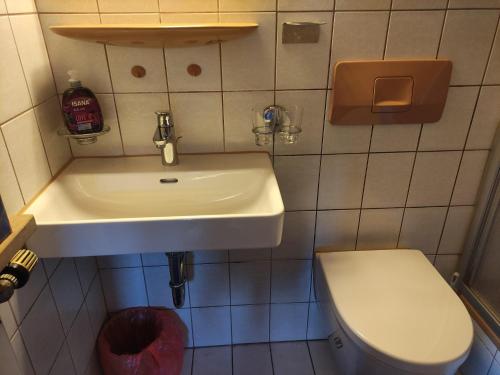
[315,249,473,375]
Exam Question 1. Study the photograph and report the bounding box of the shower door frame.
[458,127,500,341]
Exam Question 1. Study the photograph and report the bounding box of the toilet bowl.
[315,249,473,375]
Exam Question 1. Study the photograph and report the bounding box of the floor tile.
[271,341,315,375]
[192,346,232,375]
[308,340,339,375]
[233,344,273,375]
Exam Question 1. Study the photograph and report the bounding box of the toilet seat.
[317,249,473,374]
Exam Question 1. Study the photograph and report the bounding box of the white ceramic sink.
[25,153,284,258]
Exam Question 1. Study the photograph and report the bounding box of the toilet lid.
[318,249,473,373]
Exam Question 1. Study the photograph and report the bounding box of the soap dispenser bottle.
[62,70,103,134]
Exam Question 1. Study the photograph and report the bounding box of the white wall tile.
[141,253,168,266]
[189,250,228,264]
[392,0,447,9]
[223,90,274,153]
[0,16,32,124]
[0,1,5,13]
[49,259,84,334]
[175,309,193,348]
[192,346,231,375]
[233,344,273,375]
[220,12,276,91]
[50,342,76,375]
[9,263,46,324]
[33,97,71,175]
[274,155,321,210]
[0,135,24,215]
[452,150,489,205]
[70,94,124,157]
[274,90,326,155]
[307,303,330,340]
[230,261,270,304]
[189,263,230,307]
[97,254,142,268]
[221,0,275,11]
[362,153,414,208]
[315,209,359,250]
[84,277,106,340]
[398,207,447,254]
[231,305,270,344]
[115,93,169,155]
[484,27,500,84]
[271,260,311,303]
[75,257,97,295]
[160,0,217,12]
[439,206,474,254]
[191,307,231,347]
[10,331,33,375]
[98,0,158,12]
[438,10,499,85]
[336,0,391,9]
[20,286,64,375]
[385,11,445,59]
[357,208,404,250]
[229,248,270,262]
[434,254,460,283]
[407,151,461,206]
[169,92,224,153]
[4,0,35,14]
[270,307,309,340]
[370,124,420,152]
[419,87,479,151]
[100,268,148,311]
[318,154,367,209]
[1,110,51,202]
[144,266,191,308]
[67,307,94,375]
[323,123,372,154]
[273,211,315,259]
[467,86,500,150]
[35,0,98,12]
[279,0,334,10]
[276,12,333,90]
[449,0,500,8]
[10,14,56,106]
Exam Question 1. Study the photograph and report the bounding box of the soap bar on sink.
[0,196,12,243]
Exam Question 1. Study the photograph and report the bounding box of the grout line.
[306,340,317,375]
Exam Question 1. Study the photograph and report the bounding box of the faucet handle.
[156,111,173,128]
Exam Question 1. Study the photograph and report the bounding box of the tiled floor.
[181,340,336,375]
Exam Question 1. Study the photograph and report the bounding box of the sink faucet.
[153,111,180,166]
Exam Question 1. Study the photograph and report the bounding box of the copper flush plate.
[329,60,452,125]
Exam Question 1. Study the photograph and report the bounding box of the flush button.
[372,76,414,113]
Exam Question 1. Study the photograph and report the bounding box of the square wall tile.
[362,153,414,208]
[336,0,391,9]
[385,11,445,59]
[221,0,275,11]
[20,286,64,375]
[273,211,315,260]
[0,1,5,13]
[315,209,359,250]
[2,110,52,203]
[485,28,500,84]
[0,135,24,215]
[438,10,499,85]
[163,13,221,92]
[439,206,474,254]
[100,268,148,312]
[192,346,232,375]
[231,305,270,344]
[191,307,231,347]
[9,263,46,324]
[419,87,479,151]
[160,0,217,12]
[233,344,273,375]
[318,154,367,209]
[141,253,168,266]
[223,90,274,153]
[67,307,95,375]
[39,14,112,94]
[176,309,193,348]
[35,0,98,12]
[189,250,228,264]
[34,97,72,175]
[452,150,489,205]
[220,12,276,91]
[271,260,312,303]
[97,254,142,268]
[0,17,31,124]
[115,93,169,155]
[189,263,230,307]
[10,14,56,106]
[391,0,447,9]
[275,90,326,155]
[276,12,333,90]
[279,0,334,10]
[230,261,270,305]
[70,94,124,156]
[398,207,447,254]
[5,0,36,13]
[449,0,500,8]
[407,151,461,207]
[229,248,270,262]
[307,302,331,340]
[270,303,309,341]
[357,208,404,250]
[308,341,338,374]
[434,255,460,283]
[370,124,420,152]
[329,11,389,84]
[467,86,500,150]
[272,341,315,374]
[170,92,224,153]
[144,266,191,308]
[323,122,372,153]
[274,155,321,211]
[98,0,159,12]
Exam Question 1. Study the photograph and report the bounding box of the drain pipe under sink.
[166,252,187,308]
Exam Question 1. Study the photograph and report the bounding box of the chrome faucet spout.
[153,111,180,166]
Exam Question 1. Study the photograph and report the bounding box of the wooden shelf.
[0,215,36,269]
[50,23,259,48]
